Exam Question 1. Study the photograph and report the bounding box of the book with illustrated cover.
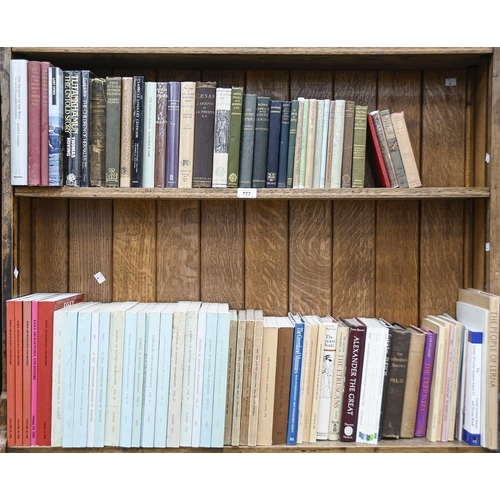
[212,87,232,188]
[48,66,65,186]
[63,70,82,187]
[28,60,41,186]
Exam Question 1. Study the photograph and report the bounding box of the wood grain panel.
[17,198,32,296]
[112,199,156,302]
[200,200,244,310]
[289,200,332,316]
[157,200,200,302]
[69,199,112,302]
[245,200,288,316]
[157,69,201,82]
[245,70,289,100]
[290,70,333,99]
[202,70,245,89]
[32,199,69,292]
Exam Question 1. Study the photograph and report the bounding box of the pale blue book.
[199,303,219,448]
[153,303,176,448]
[140,303,165,447]
[319,99,331,188]
[120,303,148,447]
[179,301,202,447]
[210,304,230,448]
[142,82,157,188]
[191,302,210,447]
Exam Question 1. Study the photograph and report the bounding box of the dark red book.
[338,318,367,442]
[28,60,42,186]
[40,61,53,186]
[154,81,168,187]
[366,113,391,188]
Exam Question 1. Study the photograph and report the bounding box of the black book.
[131,76,145,188]
[104,76,122,187]
[251,96,271,188]
[63,70,82,187]
[265,99,283,188]
[277,101,291,188]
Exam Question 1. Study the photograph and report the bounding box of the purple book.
[414,328,437,437]
[166,81,180,187]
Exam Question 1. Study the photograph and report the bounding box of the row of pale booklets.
[6,288,497,450]
[9,59,422,191]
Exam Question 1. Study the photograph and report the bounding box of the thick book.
[379,109,408,187]
[239,309,255,446]
[48,66,65,186]
[104,76,122,187]
[141,81,157,188]
[154,81,168,187]
[89,76,106,187]
[40,61,53,185]
[351,105,368,188]
[265,99,283,188]
[334,100,348,188]
[227,87,243,188]
[165,81,181,188]
[252,96,271,188]
[340,100,355,188]
[369,110,398,187]
[131,75,145,188]
[238,93,258,188]
[177,81,196,188]
[212,87,232,188]
[366,112,391,188]
[119,76,133,187]
[63,70,82,187]
[80,69,94,187]
[223,309,238,445]
[28,60,42,186]
[10,59,28,185]
[286,100,298,188]
[192,81,217,188]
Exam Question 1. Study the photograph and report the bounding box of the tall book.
[311,99,325,188]
[105,76,122,187]
[292,97,305,188]
[351,105,368,188]
[297,314,313,443]
[5,297,17,445]
[277,101,291,188]
[165,81,181,188]
[265,99,283,188]
[379,108,408,187]
[141,81,157,188]
[154,81,168,187]
[297,98,309,188]
[119,76,133,187]
[340,100,355,188]
[212,87,232,188]
[252,96,271,188]
[239,309,255,445]
[369,110,398,187]
[89,76,106,187]
[366,112,391,188]
[177,81,196,188]
[318,99,331,188]
[80,69,94,187]
[131,75,145,188]
[48,66,65,186]
[40,61,53,185]
[192,81,217,188]
[223,309,238,445]
[238,93,257,188]
[227,86,243,188]
[304,98,317,189]
[63,70,82,187]
[10,59,28,185]
[286,99,299,188]
[324,100,335,188]
[27,60,42,186]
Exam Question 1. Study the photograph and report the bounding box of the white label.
[14,267,19,279]
[94,272,106,284]
[237,188,257,199]
[485,242,490,252]
[485,153,490,163]
[445,78,457,86]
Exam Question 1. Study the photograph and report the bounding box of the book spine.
[10,59,28,185]
[94,310,110,447]
[239,312,255,445]
[318,99,331,188]
[105,76,122,187]
[286,100,298,188]
[119,77,133,187]
[192,307,208,447]
[252,96,271,188]
[238,93,257,188]
[332,100,347,188]
[371,111,398,187]
[223,311,238,445]
[51,308,66,447]
[48,67,65,187]
[324,100,335,189]
[80,70,91,187]
[265,99,283,188]
[380,109,409,187]
[166,81,181,188]
[28,61,42,186]
[277,101,291,188]
[131,76,145,188]
[298,98,309,188]
[304,98,317,188]
[247,313,264,446]
[63,70,82,187]
[30,301,39,445]
[131,310,147,447]
[154,82,168,187]
[6,301,16,445]
[212,87,232,188]
[15,301,24,445]
[312,99,325,189]
[366,113,391,188]
[351,105,368,188]
[141,81,157,188]
[339,100,354,188]
[328,325,348,440]
[177,81,196,188]
[87,310,100,447]
[192,82,217,188]
[89,77,106,187]
[227,87,243,188]
[230,312,246,446]
[462,330,482,445]
[40,62,52,186]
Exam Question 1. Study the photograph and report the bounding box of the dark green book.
[351,105,368,188]
[238,93,257,188]
[252,96,271,188]
[104,76,122,187]
[227,86,243,188]
[286,100,298,188]
[89,77,106,187]
[277,101,291,188]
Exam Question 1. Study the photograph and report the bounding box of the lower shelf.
[6,437,490,453]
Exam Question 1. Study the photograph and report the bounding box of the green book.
[105,76,122,187]
[227,86,243,188]
[286,100,299,188]
[238,93,257,188]
[251,96,271,188]
[351,105,368,188]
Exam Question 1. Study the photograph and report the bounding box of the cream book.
[177,82,196,188]
[212,87,232,188]
[304,98,317,188]
[231,310,247,446]
[330,99,345,188]
[292,97,305,188]
[223,309,238,446]
[239,309,255,445]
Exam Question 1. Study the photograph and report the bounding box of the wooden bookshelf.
[1,46,499,454]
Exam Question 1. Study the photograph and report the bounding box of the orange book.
[6,299,16,446]
[14,300,24,445]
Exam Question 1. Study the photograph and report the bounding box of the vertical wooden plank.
[246,70,289,99]
[112,199,156,302]
[376,70,421,325]
[203,70,245,89]
[157,200,200,302]
[200,200,244,310]
[69,199,113,302]
[290,70,333,99]
[17,198,32,296]
[157,69,201,82]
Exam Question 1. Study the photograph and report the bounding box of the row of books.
[9,59,422,190]
[6,289,497,449]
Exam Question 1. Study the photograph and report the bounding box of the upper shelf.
[14,187,490,200]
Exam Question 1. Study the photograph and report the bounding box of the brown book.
[104,76,122,187]
[89,77,106,186]
[153,82,168,187]
[223,309,238,446]
[239,309,255,445]
[340,100,355,187]
[178,81,197,188]
[399,324,426,438]
[272,316,294,445]
[119,77,133,187]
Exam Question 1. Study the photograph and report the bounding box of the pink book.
[28,60,42,186]
[31,300,40,445]
[40,61,53,186]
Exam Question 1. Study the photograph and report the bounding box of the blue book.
[265,100,283,188]
[286,313,305,445]
[166,81,181,187]
[277,101,291,188]
[48,66,64,186]
[210,304,230,448]
[153,303,176,448]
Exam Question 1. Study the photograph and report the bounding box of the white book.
[140,303,166,447]
[211,303,231,448]
[231,309,247,446]
[200,303,219,447]
[141,82,157,188]
[167,301,191,447]
[191,302,210,447]
[319,99,331,188]
[179,301,202,446]
[104,301,138,447]
[212,87,232,187]
[48,66,64,186]
[10,59,28,185]
[120,303,148,447]
[153,302,176,448]
[330,99,345,188]
[312,99,325,188]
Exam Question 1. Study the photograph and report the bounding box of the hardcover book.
[265,99,283,188]
[131,76,145,188]
[154,82,168,187]
[311,99,325,188]
[318,99,331,188]
[286,99,299,188]
[366,112,391,188]
[238,93,257,188]
[304,98,317,189]
[48,66,65,186]
[227,87,243,188]
[340,100,355,188]
[28,60,42,186]
[89,77,106,187]
[80,69,94,187]
[10,59,28,185]
[63,70,82,187]
[369,110,398,187]
[212,87,232,188]
[119,77,133,187]
[380,109,408,187]
[40,61,53,186]
[252,96,271,188]
[105,76,122,187]
[351,105,368,188]
[224,309,238,445]
[166,81,181,188]
[292,98,305,188]
[277,100,291,188]
[177,81,196,188]
[298,98,309,188]
[141,81,157,188]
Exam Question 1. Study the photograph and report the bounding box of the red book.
[14,299,24,445]
[366,113,391,188]
[36,292,84,445]
[28,60,42,186]
[338,318,367,442]
[6,299,17,446]
[40,61,53,186]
